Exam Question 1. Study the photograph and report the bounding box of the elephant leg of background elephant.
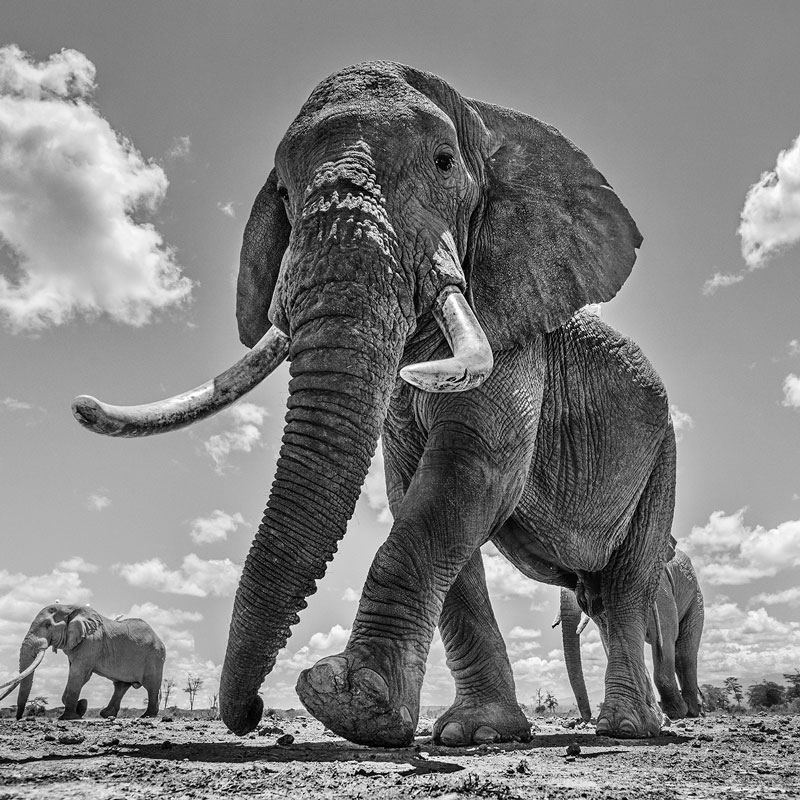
[434,548,531,746]
[100,681,131,718]
[297,430,530,746]
[59,664,92,720]
[650,601,687,720]
[596,437,674,738]
[142,672,162,717]
[675,623,702,717]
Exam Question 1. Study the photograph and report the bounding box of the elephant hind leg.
[101,681,131,718]
[142,661,164,717]
[675,612,703,717]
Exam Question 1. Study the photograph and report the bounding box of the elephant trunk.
[560,589,593,722]
[220,290,409,735]
[13,635,47,720]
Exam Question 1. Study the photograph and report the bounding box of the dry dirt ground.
[1,712,798,799]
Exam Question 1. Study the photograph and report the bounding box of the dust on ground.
[1,712,798,799]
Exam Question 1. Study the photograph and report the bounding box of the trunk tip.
[221,695,264,736]
[72,395,101,427]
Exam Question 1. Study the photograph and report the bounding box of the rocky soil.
[1,712,798,799]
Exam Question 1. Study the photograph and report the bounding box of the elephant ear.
[236,168,292,347]
[465,100,642,349]
[65,609,101,650]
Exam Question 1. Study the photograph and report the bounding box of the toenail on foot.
[352,668,390,703]
[439,722,465,746]
[619,720,637,735]
[399,705,412,724]
[473,726,499,744]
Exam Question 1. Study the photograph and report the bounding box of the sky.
[1,1,799,715]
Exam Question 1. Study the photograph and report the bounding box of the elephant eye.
[434,152,456,173]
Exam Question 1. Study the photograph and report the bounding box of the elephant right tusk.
[400,285,493,392]
[0,648,46,701]
[72,325,290,437]
[576,613,591,636]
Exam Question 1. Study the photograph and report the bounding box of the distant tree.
[161,677,176,710]
[184,675,204,711]
[534,688,546,715]
[208,693,219,717]
[26,696,48,717]
[724,677,743,708]
[544,693,559,714]
[700,684,729,711]
[747,681,786,709]
[783,670,800,701]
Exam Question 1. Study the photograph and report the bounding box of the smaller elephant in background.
[0,604,166,720]
[557,549,704,721]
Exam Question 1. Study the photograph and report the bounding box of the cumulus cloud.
[57,556,98,573]
[217,201,235,218]
[276,624,351,672]
[2,396,32,411]
[165,135,191,161]
[749,587,800,607]
[669,404,694,441]
[739,134,800,269]
[361,439,392,524]
[0,45,192,332]
[782,374,800,410]
[86,493,111,512]
[341,587,360,602]
[115,553,240,597]
[702,271,745,296]
[482,542,543,602]
[189,509,246,544]
[203,401,267,474]
[679,508,800,585]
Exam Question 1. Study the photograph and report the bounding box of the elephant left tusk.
[400,286,493,392]
[72,325,290,437]
[0,648,46,701]
[576,613,591,636]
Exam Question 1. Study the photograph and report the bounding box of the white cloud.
[482,542,543,602]
[86,493,111,512]
[679,508,800,585]
[276,624,351,672]
[782,374,800,409]
[508,626,542,640]
[57,556,98,573]
[189,509,246,544]
[2,396,32,411]
[749,587,800,607]
[739,133,800,269]
[166,135,191,161]
[203,401,267,473]
[361,439,392,524]
[217,201,235,218]
[115,553,241,597]
[669,404,694,441]
[788,340,800,357]
[0,45,192,333]
[702,271,745,295]
[341,587,360,602]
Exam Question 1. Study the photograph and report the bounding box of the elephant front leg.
[434,549,531,746]
[59,663,91,720]
[297,434,526,747]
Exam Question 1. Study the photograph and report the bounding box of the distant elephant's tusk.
[0,648,46,701]
[576,613,591,636]
[72,326,290,437]
[400,286,493,392]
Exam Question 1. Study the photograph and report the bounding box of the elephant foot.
[596,698,662,739]
[296,653,416,747]
[660,696,688,721]
[59,703,86,722]
[100,707,117,719]
[433,699,531,747]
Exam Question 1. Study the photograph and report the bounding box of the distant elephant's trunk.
[220,288,410,735]
[10,635,47,720]
[560,589,593,722]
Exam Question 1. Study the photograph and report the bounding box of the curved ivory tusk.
[0,648,46,701]
[400,286,493,392]
[576,613,591,636]
[551,610,562,629]
[72,325,290,437]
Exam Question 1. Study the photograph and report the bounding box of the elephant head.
[72,62,641,735]
[0,604,101,719]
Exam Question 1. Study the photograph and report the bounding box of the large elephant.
[558,548,704,721]
[72,61,676,746]
[0,604,165,720]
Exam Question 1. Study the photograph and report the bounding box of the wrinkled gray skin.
[560,549,704,722]
[221,61,676,747]
[15,604,165,720]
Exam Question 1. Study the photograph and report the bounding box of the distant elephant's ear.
[65,610,100,650]
[465,100,642,349]
[236,168,292,348]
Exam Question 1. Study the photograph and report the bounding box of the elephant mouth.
[71,285,493,438]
